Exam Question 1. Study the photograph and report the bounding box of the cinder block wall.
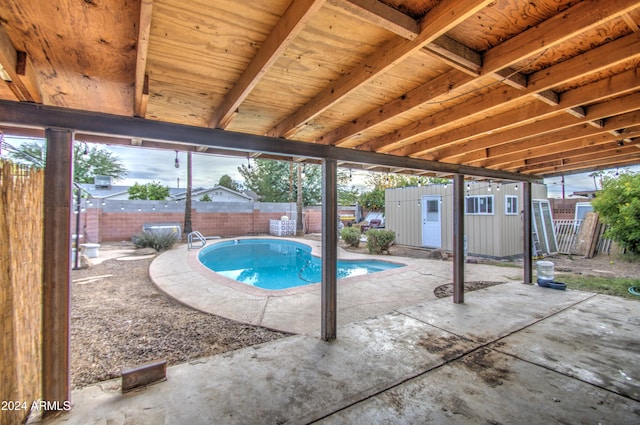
[78,201,298,242]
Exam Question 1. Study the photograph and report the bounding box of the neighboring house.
[172,185,254,203]
[385,182,551,258]
[78,176,129,201]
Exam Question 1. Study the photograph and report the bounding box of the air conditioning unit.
[94,175,112,188]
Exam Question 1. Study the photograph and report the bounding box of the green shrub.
[366,229,395,254]
[133,230,178,251]
[340,227,361,247]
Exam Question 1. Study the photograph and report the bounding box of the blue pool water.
[198,239,402,290]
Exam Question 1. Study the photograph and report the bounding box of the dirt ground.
[71,241,640,389]
[70,247,290,389]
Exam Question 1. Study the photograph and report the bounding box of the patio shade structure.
[1,0,639,413]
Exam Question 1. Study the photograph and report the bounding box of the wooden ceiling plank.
[327,0,419,39]
[521,138,640,168]
[471,110,640,167]
[0,25,41,103]
[488,135,627,169]
[322,3,639,150]
[393,44,640,159]
[374,31,640,154]
[482,0,640,74]
[542,155,640,178]
[514,147,640,174]
[134,0,153,118]
[485,128,640,169]
[318,70,473,146]
[266,0,494,138]
[209,0,327,129]
[430,90,640,162]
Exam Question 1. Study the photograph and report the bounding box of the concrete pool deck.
[149,238,523,335]
[33,281,640,424]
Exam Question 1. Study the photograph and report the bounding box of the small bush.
[340,227,361,247]
[366,229,395,254]
[133,230,178,251]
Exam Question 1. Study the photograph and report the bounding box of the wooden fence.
[0,160,44,425]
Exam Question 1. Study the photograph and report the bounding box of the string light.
[247,153,252,169]
[496,183,501,191]
[174,150,180,168]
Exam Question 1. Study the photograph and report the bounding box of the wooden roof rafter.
[0,25,41,103]
[266,0,494,138]
[208,0,327,130]
[357,1,640,154]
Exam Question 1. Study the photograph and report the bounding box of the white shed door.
[421,196,441,248]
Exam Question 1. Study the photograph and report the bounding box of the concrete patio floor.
[149,238,522,335]
[32,280,639,424]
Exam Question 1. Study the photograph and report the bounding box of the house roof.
[172,185,254,201]
[77,183,130,200]
[0,0,639,180]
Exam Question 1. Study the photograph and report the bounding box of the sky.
[1,135,636,197]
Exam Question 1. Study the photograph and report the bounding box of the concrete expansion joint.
[258,296,271,326]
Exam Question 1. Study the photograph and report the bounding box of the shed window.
[465,195,494,215]
[505,195,518,215]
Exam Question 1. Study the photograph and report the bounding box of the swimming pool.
[198,238,402,290]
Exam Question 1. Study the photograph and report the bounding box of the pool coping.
[150,237,522,335]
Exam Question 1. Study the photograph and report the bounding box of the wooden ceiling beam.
[490,130,640,171]
[209,0,326,129]
[320,0,626,149]
[266,0,494,138]
[367,30,640,154]
[327,0,419,39]
[482,0,640,74]
[392,52,640,159]
[542,155,640,178]
[433,90,640,163]
[134,0,153,118]
[517,138,640,169]
[317,70,473,146]
[469,113,640,168]
[421,35,482,76]
[0,99,540,182]
[0,25,41,103]
[513,146,640,175]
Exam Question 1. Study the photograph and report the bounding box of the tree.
[591,172,640,255]
[337,168,360,206]
[128,181,170,200]
[359,187,385,211]
[199,194,212,201]
[217,174,241,192]
[6,140,127,183]
[238,159,321,205]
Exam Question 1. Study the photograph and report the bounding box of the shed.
[386,182,548,258]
